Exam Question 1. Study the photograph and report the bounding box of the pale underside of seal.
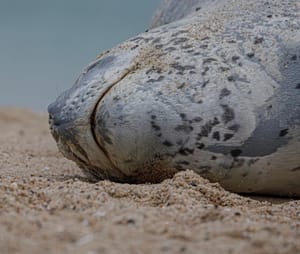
[48,0,300,196]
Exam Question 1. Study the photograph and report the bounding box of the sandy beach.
[0,108,299,254]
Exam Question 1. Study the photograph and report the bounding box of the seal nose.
[48,101,73,143]
[48,106,62,135]
[48,100,72,128]
[48,103,62,142]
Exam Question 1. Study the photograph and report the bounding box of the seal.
[48,0,300,196]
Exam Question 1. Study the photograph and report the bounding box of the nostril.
[48,103,64,127]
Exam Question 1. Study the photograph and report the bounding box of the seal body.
[48,0,300,196]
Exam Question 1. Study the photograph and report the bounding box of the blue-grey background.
[0,1,161,111]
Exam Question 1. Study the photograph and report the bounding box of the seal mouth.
[49,116,90,165]
[48,48,141,181]
[88,69,134,180]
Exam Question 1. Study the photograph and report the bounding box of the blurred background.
[0,0,161,111]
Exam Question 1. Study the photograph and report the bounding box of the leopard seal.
[48,0,300,196]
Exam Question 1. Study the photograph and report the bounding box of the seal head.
[48,49,141,181]
[49,0,300,196]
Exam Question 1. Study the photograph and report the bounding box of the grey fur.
[49,0,300,196]
[150,0,222,29]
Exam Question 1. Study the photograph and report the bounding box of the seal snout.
[48,101,72,140]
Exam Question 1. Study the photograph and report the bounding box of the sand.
[0,107,299,254]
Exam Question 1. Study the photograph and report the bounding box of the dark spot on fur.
[147,76,164,83]
[170,63,195,72]
[296,83,300,89]
[291,55,297,61]
[189,70,196,74]
[175,125,193,133]
[246,52,255,58]
[176,83,186,89]
[152,37,161,44]
[203,58,217,64]
[199,118,220,138]
[224,133,234,141]
[232,56,240,62]
[184,65,195,70]
[155,44,163,49]
[170,63,184,72]
[267,14,272,18]
[196,143,205,149]
[230,149,242,157]
[211,156,217,160]
[171,30,188,37]
[254,37,264,44]
[130,36,152,43]
[201,66,209,76]
[156,68,162,74]
[173,37,188,45]
[193,117,202,123]
[199,44,208,49]
[227,75,235,82]
[195,7,201,11]
[179,148,194,155]
[228,124,240,132]
[113,95,120,101]
[146,67,162,75]
[131,45,139,50]
[219,88,231,99]
[163,140,174,147]
[151,121,161,131]
[202,80,210,88]
[228,39,237,43]
[151,115,156,120]
[181,45,193,49]
[165,47,176,52]
[221,105,235,123]
[130,36,145,42]
[212,131,220,141]
[201,36,210,41]
[220,66,230,72]
[279,129,288,137]
[180,113,187,119]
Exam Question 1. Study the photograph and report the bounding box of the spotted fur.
[48,0,300,196]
